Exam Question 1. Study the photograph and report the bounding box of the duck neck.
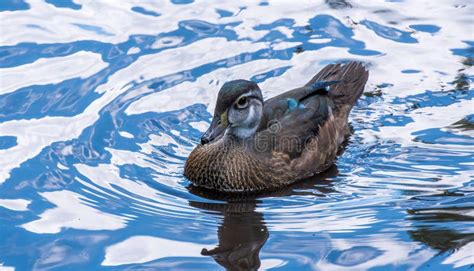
[227,125,258,140]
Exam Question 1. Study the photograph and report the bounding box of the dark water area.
[0,1,473,270]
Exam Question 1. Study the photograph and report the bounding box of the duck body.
[185,62,369,192]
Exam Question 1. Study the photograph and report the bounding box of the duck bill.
[201,116,227,145]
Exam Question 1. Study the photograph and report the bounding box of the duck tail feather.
[305,61,369,107]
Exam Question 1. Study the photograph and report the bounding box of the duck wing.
[259,81,338,130]
[258,61,368,132]
[254,62,368,176]
[255,93,334,159]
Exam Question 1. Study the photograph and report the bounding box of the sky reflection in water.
[0,0,473,270]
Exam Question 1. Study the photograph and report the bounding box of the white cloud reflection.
[0,51,107,95]
[442,242,474,268]
[21,190,126,234]
[0,198,30,211]
[102,235,204,266]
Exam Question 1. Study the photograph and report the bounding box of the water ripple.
[0,0,473,270]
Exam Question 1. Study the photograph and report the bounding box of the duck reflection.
[187,165,339,271]
[188,198,267,271]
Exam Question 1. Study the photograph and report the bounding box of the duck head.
[201,80,264,145]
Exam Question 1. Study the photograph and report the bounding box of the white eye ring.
[236,97,249,109]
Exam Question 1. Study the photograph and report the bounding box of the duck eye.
[236,97,248,109]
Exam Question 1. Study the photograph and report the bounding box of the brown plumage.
[184,62,369,192]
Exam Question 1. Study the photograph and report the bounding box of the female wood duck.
[185,62,368,192]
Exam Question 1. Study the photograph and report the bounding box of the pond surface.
[0,1,473,270]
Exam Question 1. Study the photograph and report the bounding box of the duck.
[184,62,368,192]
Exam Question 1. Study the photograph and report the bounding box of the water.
[0,0,473,270]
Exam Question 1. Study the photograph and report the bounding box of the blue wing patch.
[286,98,305,113]
[285,80,340,114]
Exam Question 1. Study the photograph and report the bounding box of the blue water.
[0,1,473,270]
